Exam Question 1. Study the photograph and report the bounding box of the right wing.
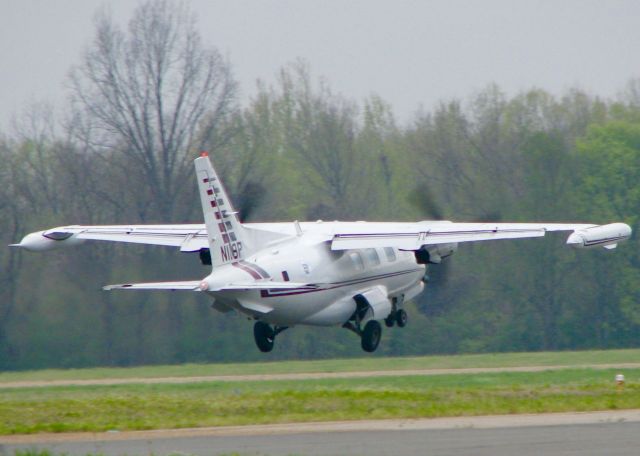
[330,221,632,251]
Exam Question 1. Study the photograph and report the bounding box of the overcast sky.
[1,0,639,130]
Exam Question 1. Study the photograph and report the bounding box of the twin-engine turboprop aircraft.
[12,153,632,352]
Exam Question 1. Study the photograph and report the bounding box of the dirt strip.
[2,409,639,444]
[1,362,639,389]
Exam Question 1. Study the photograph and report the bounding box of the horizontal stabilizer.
[209,281,320,292]
[239,301,273,314]
[103,281,201,291]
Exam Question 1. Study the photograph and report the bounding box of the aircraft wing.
[103,281,202,291]
[104,280,319,292]
[11,224,209,252]
[330,222,632,251]
[207,282,320,292]
[13,221,632,253]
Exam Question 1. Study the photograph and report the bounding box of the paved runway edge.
[2,409,640,445]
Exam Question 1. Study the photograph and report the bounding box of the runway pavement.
[2,410,640,456]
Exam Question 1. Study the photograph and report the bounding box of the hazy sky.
[1,0,639,130]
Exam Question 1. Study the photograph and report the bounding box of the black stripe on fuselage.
[258,268,423,298]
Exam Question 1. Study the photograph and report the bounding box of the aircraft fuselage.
[202,233,425,326]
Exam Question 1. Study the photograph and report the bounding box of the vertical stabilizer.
[195,153,249,268]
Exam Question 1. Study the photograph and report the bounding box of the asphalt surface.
[2,411,640,456]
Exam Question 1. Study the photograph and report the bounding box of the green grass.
[1,368,638,435]
[1,349,639,383]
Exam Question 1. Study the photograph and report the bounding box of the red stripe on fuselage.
[244,261,270,279]
[232,261,261,279]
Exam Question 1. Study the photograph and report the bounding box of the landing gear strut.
[253,321,288,352]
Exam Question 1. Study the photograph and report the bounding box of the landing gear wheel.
[384,315,395,328]
[361,320,382,352]
[253,321,275,352]
[395,309,408,328]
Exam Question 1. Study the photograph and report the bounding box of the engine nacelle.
[415,242,458,264]
[11,230,85,252]
[566,223,632,249]
[354,286,392,322]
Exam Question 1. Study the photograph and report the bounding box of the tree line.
[1,0,639,370]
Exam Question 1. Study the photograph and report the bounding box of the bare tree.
[69,0,238,222]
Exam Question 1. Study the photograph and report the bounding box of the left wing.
[330,221,632,251]
[11,224,209,252]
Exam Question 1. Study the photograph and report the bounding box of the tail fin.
[195,152,249,268]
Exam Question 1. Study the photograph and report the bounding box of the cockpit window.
[349,252,365,271]
[364,248,381,266]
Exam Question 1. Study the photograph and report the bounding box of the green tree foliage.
[570,121,640,346]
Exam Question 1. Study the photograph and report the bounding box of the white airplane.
[12,153,632,353]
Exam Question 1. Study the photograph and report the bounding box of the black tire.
[253,321,275,352]
[384,315,395,328]
[361,320,382,352]
[396,309,408,328]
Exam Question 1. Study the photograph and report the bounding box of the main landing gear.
[385,308,407,328]
[344,297,409,353]
[361,320,382,352]
[253,321,288,352]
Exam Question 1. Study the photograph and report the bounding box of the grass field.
[1,367,638,435]
[1,348,639,383]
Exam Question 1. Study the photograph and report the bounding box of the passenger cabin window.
[384,247,396,262]
[349,252,365,271]
[364,248,381,266]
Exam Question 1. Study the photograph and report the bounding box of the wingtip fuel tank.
[9,229,84,252]
[566,223,632,249]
